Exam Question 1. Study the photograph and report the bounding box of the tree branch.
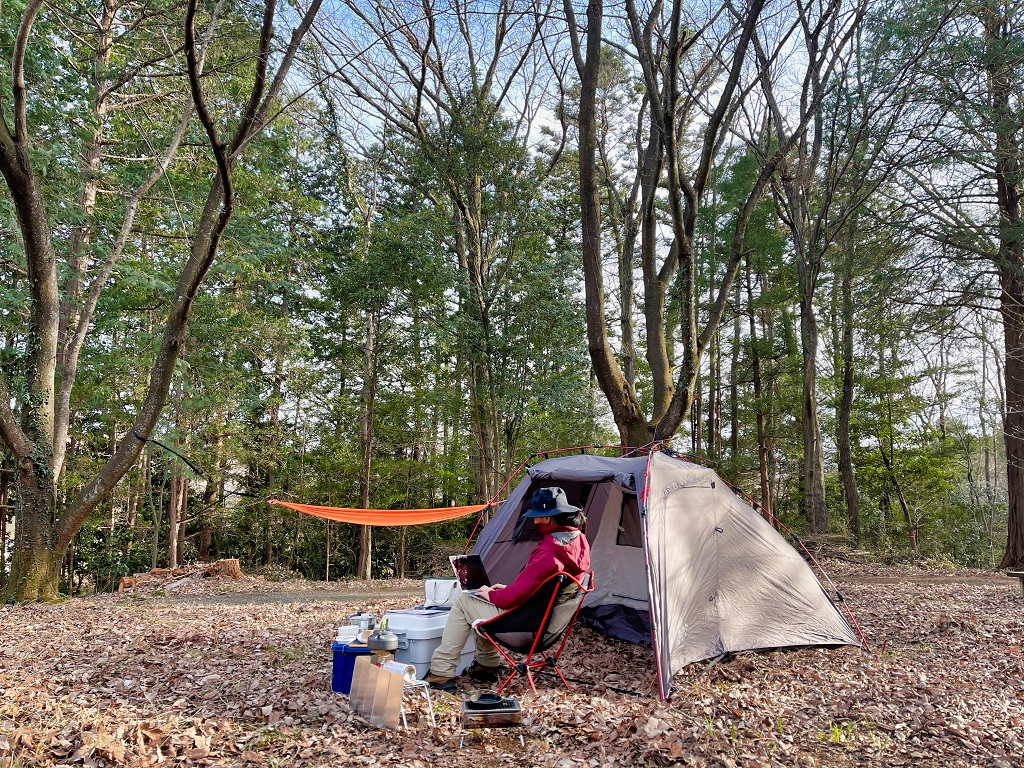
[0,377,34,460]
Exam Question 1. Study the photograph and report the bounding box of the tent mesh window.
[616,494,642,547]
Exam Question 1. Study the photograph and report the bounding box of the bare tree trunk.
[572,0,775,446]
[176,478,188,566]
[9,460,59,600]
[57,0,113,404]
[167,380,186,569]
[798,267,829,534]
[0,465,10,590]
[838,222,860,543]
[199,476,216,563]
[198,428,221,562]
[879,442,919,558]
[357,311,376,580]
[878,491,890,546]
[150,457,162,570]
[730,281,740,460]
[746,267,773,523]
[752,0,872,536]
[126,472,139,533]
[982,3,1024,570]
[0,0,323,602]
[982,340,992,489]
[64,533,75,594]
[452,208,498,501]
[618,225,637,388]
[263,354,284,567]
[167,469,189,569]
[0,0,61,602]
[325,521,331,582]
[397,528,406,579]
[572,0,649,446]
[707,332,719,460]
[999,272,1024,570]
[691,396,700,454]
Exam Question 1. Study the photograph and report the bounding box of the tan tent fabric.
[472,452,861,701]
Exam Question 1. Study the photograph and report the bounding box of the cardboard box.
[384,608,474,678]
[331,641,372,694]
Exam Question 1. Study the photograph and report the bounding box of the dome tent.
[471,451,862,700]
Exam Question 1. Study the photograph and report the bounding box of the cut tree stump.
[1007,571,1024,599]
[204,559,244,579]
[118,574,152,591]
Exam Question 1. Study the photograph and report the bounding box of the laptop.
[450,554,491,591]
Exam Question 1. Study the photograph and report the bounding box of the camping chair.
[473,571,594,694]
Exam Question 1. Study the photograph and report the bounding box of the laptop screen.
[450,554,491,590]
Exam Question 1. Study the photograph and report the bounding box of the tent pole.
[639,451,668,701]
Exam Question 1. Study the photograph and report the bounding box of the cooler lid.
[383,608,449,638]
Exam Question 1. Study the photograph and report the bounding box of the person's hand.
[476,584,505,602]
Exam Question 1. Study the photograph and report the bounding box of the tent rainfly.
[471,451,862,700]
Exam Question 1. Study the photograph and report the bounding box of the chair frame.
[474,570,594,694]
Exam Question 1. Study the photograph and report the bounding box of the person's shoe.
[465,660,504,684]
[424,671,456,692]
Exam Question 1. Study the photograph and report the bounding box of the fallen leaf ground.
[2,561,1022,767]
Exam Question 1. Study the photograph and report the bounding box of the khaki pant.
[429,593,503,677]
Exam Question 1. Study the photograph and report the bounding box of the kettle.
[367,618,399,655]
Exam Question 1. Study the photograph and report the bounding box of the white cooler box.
[383,607,474,678]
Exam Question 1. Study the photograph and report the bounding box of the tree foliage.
[2,0,1022,599]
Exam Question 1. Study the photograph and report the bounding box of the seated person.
[424,486,590,690]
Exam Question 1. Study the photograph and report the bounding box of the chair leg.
[523,667,538,693]
[550,665,571,690]
[495,670,516,695]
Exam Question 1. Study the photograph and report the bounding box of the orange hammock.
[267,498,487,526]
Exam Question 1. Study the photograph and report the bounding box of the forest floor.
[2,560,1022,768]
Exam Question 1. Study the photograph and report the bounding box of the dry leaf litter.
[1,559,1022,767]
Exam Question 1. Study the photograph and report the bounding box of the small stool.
[401,680,436,729]
[1007,571,1024,599]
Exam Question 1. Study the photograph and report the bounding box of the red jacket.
[488,526,591,610]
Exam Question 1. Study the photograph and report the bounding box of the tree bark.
[58,0,113,390]
[751,0,870,536]
[0,465,9,589]
[798,254,828,534]
[982,2,1024,570]
[838,221,860,543]
[746,267,773,523]
[167,474,189,568]
[573,0,649,447]
[198,477,216,562]
[198,431,221,562]
[0,0,324,601]
[263,351,284,567]
[730,280,740,460]
[879,441,919,558]
[8,457,59,601]
[574,0,774,447]
[357,310,377,581]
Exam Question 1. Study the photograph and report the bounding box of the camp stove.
[461,693,522,729]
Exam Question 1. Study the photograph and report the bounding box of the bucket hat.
[522,486,581,518]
